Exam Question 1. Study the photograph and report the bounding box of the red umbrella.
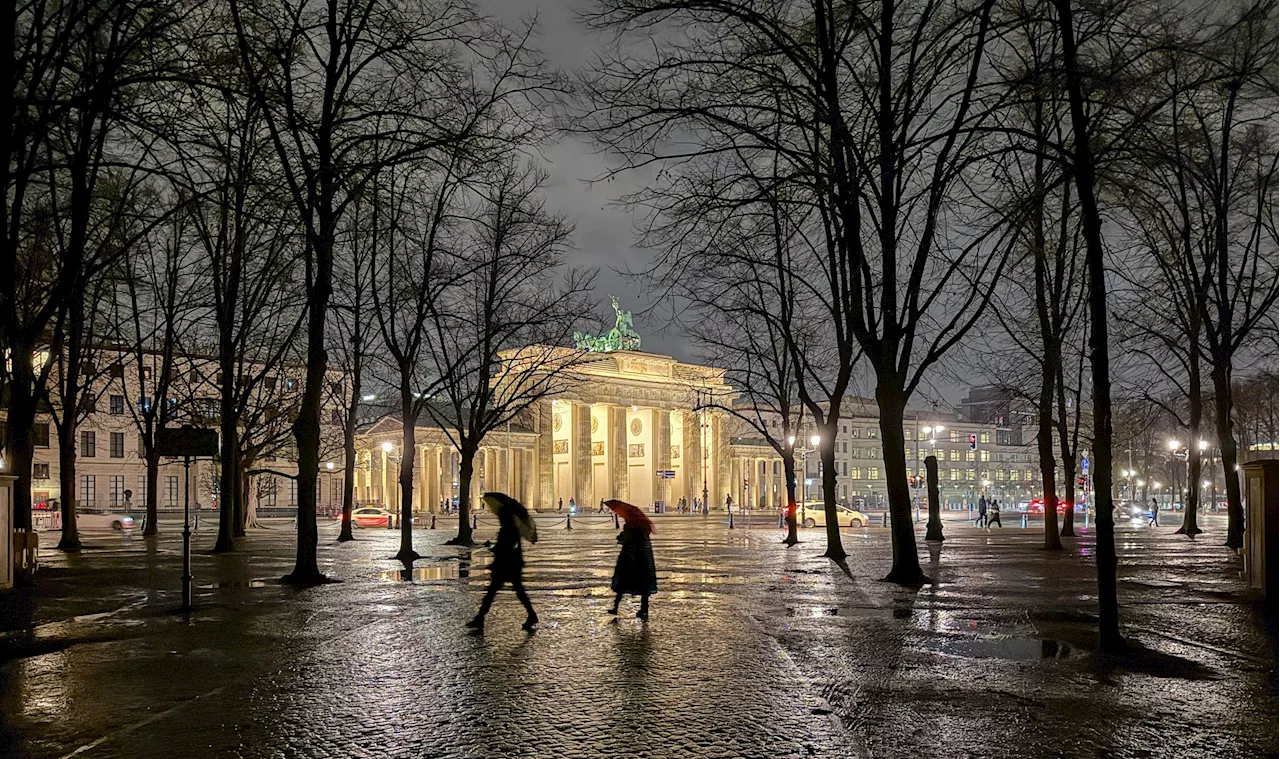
[605,499,654,534]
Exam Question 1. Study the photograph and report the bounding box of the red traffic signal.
[968,434,978,451]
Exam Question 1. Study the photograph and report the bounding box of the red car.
[1027,498,1070,515]
[334,506,393,528]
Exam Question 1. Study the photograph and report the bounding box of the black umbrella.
[482,492,538,543]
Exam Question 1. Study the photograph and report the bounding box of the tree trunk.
[145,447,160,536]
[337,369,360,542]
[1177,352,1203,536]
[447,451,477,546]
[284,212,334,585]
[56,428,80,551]
[815,422,845,560]
[878,384,927,585]
[924,455,944,542]
[214,407,238,552]
[1037,368,1062,549]
[782,453,798,546]
[7,344,38,531]
[1212,363,1244,549]
[395,387,420,564]
[1055,0,1123,651]
[233,451,250,536]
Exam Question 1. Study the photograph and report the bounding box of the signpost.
[156,425,219,612]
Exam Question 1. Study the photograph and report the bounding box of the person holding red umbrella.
[604,499,658,619]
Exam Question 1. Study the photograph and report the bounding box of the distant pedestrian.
[605,500,658,620]
[123,489,134,514]
[977,496,988,527]
[1149,498,1159,526]
[569,496,576,513]
[557,497,563,513]
[467,493,539,632]
[987,498,1002,528]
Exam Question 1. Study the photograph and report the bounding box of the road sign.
[1080,456,1089,474]
[156,426,219,458]
[657,469,676,479]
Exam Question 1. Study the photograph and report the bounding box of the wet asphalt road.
[0,512,1273,759]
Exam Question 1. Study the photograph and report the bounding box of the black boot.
[522,612,539,630]
[637,596,649,620]
[465,615,485,631]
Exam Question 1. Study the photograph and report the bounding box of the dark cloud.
[481,0,690,359]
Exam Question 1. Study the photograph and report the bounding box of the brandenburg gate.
[355,299,742,513]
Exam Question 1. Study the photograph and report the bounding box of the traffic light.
[968,434,978,451]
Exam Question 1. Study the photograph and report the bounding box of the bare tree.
[584,0,1012,581]
[369,159,470,564]
[2,0,186,536]
[229,0,558,583]
[113,204,199,537]
[424,162,592,546]
[330,190,379,542]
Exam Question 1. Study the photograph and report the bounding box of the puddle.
[927,637,1075,661]
[786,607,840,617]
[196,580,269,589]
[376,563,461,582]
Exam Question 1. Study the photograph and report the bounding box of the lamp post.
[381,441,397,529]
[917,423,943,513]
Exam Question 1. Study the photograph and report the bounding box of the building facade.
[5,347,344,513]
[355,349,743,513]
[735,398,1041,509]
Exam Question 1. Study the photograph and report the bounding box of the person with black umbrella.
[466,492,539,632]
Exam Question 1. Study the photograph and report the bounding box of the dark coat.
[487,519,525,583]
[611,526,658,596]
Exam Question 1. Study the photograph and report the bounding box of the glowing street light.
[809,434,821,447]
[1167,439,1181,451]
[381,441,394,453]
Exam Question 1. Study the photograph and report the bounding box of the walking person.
[987,498,1003,528]
[604,499,658,620]
[977,495,988,528]
[467,493,539,632]
[1149,498,1159,527]
[557,497,563,513]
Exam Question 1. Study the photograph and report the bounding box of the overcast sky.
[477,0,976,406]
[477,0,694,357]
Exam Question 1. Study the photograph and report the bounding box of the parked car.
[77,511,135,531]
[798,501,870,529]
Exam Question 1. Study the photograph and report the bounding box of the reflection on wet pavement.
[0,514,1272,759]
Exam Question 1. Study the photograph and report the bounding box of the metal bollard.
[882,512,888,527]
[566,512,573,531]
[1021,514,1027,529]
[430,514,437,529]
[472,512,478,530]
[613,512,619,529]
[728,510,734,529]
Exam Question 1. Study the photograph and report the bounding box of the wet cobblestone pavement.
[0,513,1274,758]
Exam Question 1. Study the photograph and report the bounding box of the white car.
[798,502,870,528]
[77,510,136,531]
